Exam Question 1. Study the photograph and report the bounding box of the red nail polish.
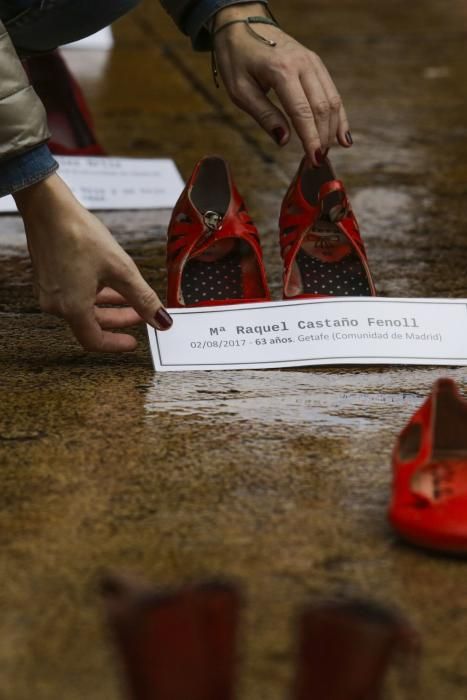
[272,127,286,145]
[345,131,353,146]
[154,308,173,330]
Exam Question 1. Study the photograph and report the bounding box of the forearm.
[212,2,268,25]
[159,0,269,50]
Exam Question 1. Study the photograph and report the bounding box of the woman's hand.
[14,173,172,352]
[212,3,352,167]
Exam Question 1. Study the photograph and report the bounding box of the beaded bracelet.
[210,15,280,88]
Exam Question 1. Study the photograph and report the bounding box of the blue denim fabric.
[0,143,57,197]
[183,0,268,50]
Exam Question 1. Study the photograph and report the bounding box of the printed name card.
[147,297,467,372]
[0,157,184,213]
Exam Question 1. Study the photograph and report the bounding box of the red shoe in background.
[102,574,239,700]
[166,156,270,307]
[294,599,418,700]
[279,157,376,300]
[25,50,105,156]
[389,378,467,554]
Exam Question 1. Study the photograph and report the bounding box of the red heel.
[24,50,105,156]
[389,378,467,554]
[102,574,239,700]
[166,156,270,307]
[294,600,418,700]
[279,157,375,299]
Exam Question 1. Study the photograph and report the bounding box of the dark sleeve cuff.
[0,143,58,198]
[184,0,269,51]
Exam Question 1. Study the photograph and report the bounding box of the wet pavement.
[1,0,467,697]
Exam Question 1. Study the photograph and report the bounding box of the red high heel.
[294,600,418,700]
[102,574,239,700]
[279,157,375,299]
[24,50,105,156]
[166,156,270,307]
[389,378,467,554]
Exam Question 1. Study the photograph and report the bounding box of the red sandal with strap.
[166,156,270,307]
[279,157,376,300]
[389,378,467,554]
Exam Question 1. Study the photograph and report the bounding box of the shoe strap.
[167,187,267,304]
[318,180,350,221]
[280,177,376,295]
[280,179,349,264]
[318,180,370,257]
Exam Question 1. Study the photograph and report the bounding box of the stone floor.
[1,1,467,698]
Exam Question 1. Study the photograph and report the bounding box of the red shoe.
[24,50,105,156]
[294,599,418,700]
[389,378,467,554]
[279,157,376,299]
[102,574,239,700]
[166,156,270,307]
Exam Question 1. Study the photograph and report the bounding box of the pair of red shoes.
[103,573,417,700]
[166,156,376,308]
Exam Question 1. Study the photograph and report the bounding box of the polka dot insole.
[296,249,372,296]
[182,250,244,305]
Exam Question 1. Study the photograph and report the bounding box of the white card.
[65,27,114,50]
[0,157,184,212]
[147,297,467,372]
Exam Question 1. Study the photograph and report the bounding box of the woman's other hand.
[14,174,172,352]
[213,2,352,167]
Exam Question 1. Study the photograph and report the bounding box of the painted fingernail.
[154,308,173,330]
[272,127,286,145]
[315,149,325,165]
[345,131,353,146]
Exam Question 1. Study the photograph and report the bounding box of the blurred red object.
[293,599,419,700]
[101,574,239,700]
[24,50,105,155]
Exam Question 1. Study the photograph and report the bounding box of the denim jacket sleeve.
[0,143,57,198]
[0,20,57,197]
[159,0,269,50]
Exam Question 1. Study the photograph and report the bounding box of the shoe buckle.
[203,210,223,234]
